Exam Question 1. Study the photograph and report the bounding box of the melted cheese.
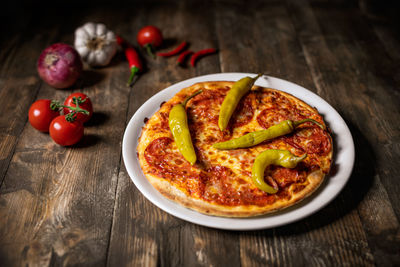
[139,82,332,208]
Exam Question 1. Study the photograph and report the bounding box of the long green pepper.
[252,149,307,194]
[218,74,262,131]
[169,90,202,165]
[213,119,324,150]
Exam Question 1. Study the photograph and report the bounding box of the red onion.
[37,43,83,89]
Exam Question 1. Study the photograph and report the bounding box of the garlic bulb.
[74,22,117,67]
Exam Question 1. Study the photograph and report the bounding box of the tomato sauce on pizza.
[137,81,332,217]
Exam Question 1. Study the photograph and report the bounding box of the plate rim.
[122,72,355,230]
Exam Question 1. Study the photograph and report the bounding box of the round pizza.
[137,80,333,217]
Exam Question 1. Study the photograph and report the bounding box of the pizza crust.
[144,170,324,217]
[137,81,332,217]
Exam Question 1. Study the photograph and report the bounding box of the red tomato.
[28,99,59,132]
[63,92,93,123]
[49,115,84,146]
[137,25,163,48]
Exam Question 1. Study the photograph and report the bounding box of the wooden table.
[1,0,399,266]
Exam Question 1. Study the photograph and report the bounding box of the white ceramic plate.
[122,73,355,230]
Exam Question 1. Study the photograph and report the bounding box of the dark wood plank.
[0,0,399,266]
[287,0,400,265]
[0,7,132,266]
[0,24,56,186]
[107,1,241,266]
[359,0,400,72]
[216,0,376,266]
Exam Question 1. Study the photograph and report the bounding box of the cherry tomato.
[49,115,84,146]
[28,99,59,132]
[137,25,163,48]
[63,92,93,124]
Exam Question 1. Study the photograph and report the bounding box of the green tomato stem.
[58,104,89,115]
[50,100,90,123]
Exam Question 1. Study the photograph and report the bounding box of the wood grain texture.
[287,0,400,265]
[107,2,241,266]
[0,6,130,266]
[0,0,399,266]
[215,1,374,266]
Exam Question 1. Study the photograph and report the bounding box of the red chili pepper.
[116,35,143,86]
[157,41,188,57]
[177,50,193,65]
[190,48,217,67]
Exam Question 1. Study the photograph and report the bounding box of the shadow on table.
[69,47,151,90]
[158,38,179,50]
[240,119,375,235]
[85,112,110,127]
[67,70,106,90]
[74,134,101,148]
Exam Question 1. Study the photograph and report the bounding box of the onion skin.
[37,43,83,89]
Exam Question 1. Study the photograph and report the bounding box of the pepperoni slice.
[187,89,223,141]
[144,137,198,183]
[283,136,306,153]
[230,93,254,128]
[269,166,306,188]
[158,112,169,130]
[292,127,331,155]
[256,105,308,129]
[257,108,291,129]
[200,165,274,206]
[256,90,293,108]
[188,88,226,125]
[189,88,254,130]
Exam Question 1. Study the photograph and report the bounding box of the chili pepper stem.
[293,118,324,129]
[297,154,307,161]
[127,66,140,86]
[254,73,262,82]
[182,90,203,107]
[145,44,156,59]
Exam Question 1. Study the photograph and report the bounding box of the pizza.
[137,81,333,217]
